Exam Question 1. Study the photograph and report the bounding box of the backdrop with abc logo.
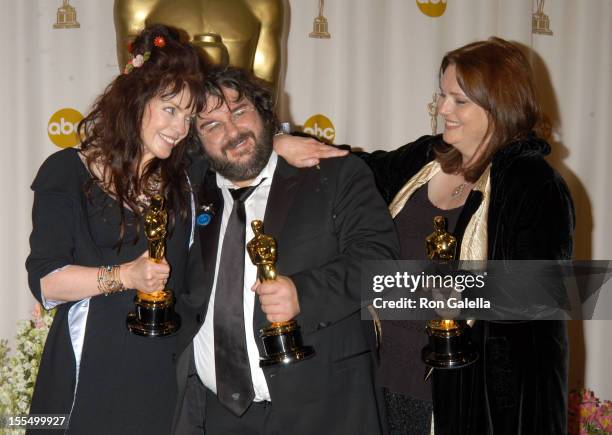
[1,0,611,399]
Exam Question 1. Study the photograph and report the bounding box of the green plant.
[0,304,54,434]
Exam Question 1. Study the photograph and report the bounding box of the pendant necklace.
[451,182,467,198]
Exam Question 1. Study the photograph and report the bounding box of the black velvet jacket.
[361,134,575,435]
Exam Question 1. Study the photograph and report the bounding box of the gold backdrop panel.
[114,0,285,88]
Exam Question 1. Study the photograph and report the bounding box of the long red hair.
[78,24,206,245]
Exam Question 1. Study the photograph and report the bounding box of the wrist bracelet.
[274,122,291,136]
[97,265,125,295]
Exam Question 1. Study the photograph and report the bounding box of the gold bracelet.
[97,265,125,296]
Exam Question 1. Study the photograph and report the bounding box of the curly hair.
[434,37,542,182]
[78,24,206,246]
[196,66,278,134]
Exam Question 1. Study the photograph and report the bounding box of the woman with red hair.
[26,24,205,434]
[279,37,574,434]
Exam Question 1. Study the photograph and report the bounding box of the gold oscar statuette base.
[421,319,478,369]
[259,320,315,367]
[126,289,181,337]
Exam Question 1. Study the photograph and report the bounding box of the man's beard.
[204,122,274,182]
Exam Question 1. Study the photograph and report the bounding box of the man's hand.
[273,134,348,168]
[252,275,300,323]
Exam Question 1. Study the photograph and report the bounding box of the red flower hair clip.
[153,36,166,48]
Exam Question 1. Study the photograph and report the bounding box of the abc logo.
[416,0,447,17]
[47,108,84,148]
[303,114,335,144]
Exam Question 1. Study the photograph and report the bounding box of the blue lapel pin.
[197,203,215,226]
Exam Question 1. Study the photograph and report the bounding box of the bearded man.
[172,67,399,435]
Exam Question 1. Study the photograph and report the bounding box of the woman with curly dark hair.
[26,24,205,434]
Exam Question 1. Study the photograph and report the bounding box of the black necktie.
[213,183,260,416]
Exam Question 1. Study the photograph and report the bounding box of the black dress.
[378,184,462,435]
[26,148,193,435]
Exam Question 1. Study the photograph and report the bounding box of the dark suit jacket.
[172,155,399,434]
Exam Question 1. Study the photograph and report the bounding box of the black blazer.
[174,155,399,434]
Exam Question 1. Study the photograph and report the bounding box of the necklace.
[134,174,162,210]
[450,182,467,198]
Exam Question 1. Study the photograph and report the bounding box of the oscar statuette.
[421,216,477,375]
[127,195,180,337]
[247,220,315,367]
